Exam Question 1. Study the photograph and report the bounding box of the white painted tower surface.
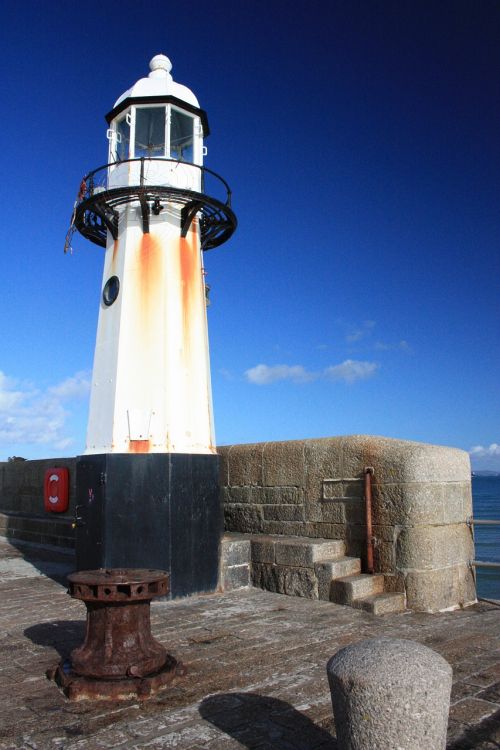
[73,55,236,456]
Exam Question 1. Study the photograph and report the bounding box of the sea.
[472,475,500,601]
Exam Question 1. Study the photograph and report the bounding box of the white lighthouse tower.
[72,56,236,596]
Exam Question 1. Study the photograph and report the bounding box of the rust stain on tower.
[179,229,198,317]
[129,439,151,453]
[179,224,201,357]
[112,238,119,266]
[138,233,162,298]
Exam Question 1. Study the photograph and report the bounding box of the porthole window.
[103,276,120,306]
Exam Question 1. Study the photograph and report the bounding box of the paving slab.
[0,537,499,749]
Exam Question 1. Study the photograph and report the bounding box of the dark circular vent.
[103,275,120,306]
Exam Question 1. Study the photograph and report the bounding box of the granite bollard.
[326,637,452,749]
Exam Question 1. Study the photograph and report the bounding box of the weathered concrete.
[0,537,499,749]
[327,638,453,749]
[219,436,476,612]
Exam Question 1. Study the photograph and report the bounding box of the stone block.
[304,499,323,522]
[220,534,251,566]
[341,435,471,484]
[227,443,264,486]
[345,537,365,559]
[224,504,263,534]
[251,562,285,593]
[383,573,406,593]
[227,486,263,505]
[396,524,474,571]
[327,638,452,750]
[463,482,473,517]
[404,567,461,612]
[442,482,470,524]
[371,480,471,527]
[373,541,395,574]
[351,592,406,615]
[263,505,305,522]
[219,486,231,507]
[283,567,318,599]
[346,523,367,542]
[342,478,364,499]
[250,536,276,564]
[304,438,343,503]
[330,574,384,604]
[262,520,307,537]
[263,486,303,504]
[316,558,361,600]
[343,500,365,524]
[217,446,230,485]
[322,479,344,500]
[304,522,347,540]
[320,502,346,524]
[458,562,477,606]
[274,538,344,567]
[262,440,306,487]
[371,524,396,542]
[372,482,444,526]
[222,564,250,591]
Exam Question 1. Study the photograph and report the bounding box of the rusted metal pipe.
[364,467,374,574]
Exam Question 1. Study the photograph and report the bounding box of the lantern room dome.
[112,54,200,110]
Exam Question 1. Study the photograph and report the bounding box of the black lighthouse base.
[74,453,221,598]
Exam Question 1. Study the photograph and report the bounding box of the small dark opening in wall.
[103,276,120,306]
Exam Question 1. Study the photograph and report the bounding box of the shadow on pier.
[200,692,337,749]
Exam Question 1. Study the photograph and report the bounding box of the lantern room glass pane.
[170,109,194,162]
[135,107,166,157]
[116,115,130,161]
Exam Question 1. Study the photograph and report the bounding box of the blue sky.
[0,1,498,469]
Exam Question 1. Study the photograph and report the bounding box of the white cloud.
[245,364,316,385]
[346,320,376,343]
[48,370,91,400]
[469,443,500,458]
[245,360,379,385]
[374,339,411,352]
[0,369,90,453]
[218,368,234,381]
[325,359,379,383]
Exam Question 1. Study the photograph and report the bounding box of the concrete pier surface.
[0,538,499,750]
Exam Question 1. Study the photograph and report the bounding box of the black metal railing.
[467,516,500,570]
[79,157,233,210]
[72,156,237,251]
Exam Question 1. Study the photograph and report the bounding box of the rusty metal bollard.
[47,568,185,700]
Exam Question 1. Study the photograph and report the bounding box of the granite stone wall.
[0,458,76,548]
[0,436,477,612]
[218,436,476,612]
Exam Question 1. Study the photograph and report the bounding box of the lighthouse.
[71,55,236,597]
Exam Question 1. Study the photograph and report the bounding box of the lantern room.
[72,54,235,251]
[109,99,203,164]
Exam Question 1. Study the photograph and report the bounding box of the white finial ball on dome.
[149,54,172,78]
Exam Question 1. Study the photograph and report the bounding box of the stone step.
[315,557,362,601]
[351,592,407,616]
[219,534,251,591]
[330,574,385,605]
[252,535,345,568]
